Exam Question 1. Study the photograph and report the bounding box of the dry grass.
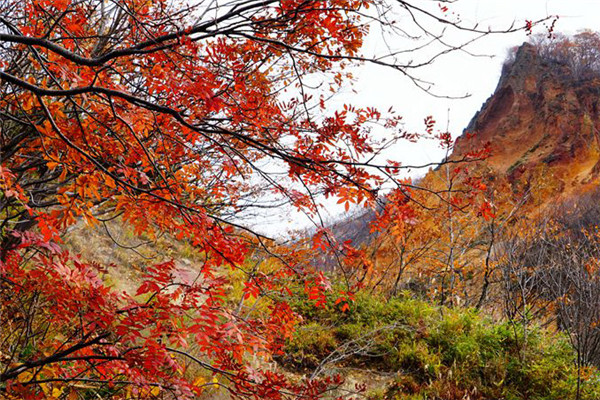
[63,218,205,293]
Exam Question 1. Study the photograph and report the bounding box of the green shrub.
[284,291,600,400]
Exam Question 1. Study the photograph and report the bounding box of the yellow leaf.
[52,387,64,398]
[193,376,206,387]
[40,382,51,396]
[17,371,33,384]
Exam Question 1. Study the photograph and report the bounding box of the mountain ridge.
[453,41,600,194]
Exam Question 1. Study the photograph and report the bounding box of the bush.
[283,292,600,399]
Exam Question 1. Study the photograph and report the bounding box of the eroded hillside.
[454,42,600,192]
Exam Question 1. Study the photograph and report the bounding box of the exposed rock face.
[453,42,600,190]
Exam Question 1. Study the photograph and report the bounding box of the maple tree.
[0,0,541,398]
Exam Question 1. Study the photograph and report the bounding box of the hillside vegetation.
[280,32,600,399]
[57,32,600,399]
[285,292,600,400]
[4,6,600,398]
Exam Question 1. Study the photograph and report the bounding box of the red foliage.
[0,0,536,397]
[0,0,393,397]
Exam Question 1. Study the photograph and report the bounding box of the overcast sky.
[254,0,600,236]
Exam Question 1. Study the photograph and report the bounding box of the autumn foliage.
[0,0,400,397]
[0,0,545,398]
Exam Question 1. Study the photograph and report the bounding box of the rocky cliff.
[453,42,600,192]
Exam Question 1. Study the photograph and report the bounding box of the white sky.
[251,0,600,236]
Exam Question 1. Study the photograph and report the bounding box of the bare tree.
[498,192,600,400]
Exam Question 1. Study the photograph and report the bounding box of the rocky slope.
[453,42,600,192]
